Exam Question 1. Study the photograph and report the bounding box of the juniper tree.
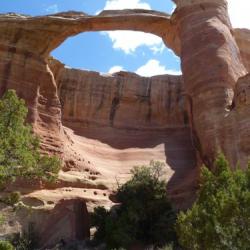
[176,154,250,250]
[0,90,60,188]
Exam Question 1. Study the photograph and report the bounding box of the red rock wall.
[16,198,90,248]
[173,0,248,166]
[225,73,250,167]
[54,66,187,131]
[234,28,250,73]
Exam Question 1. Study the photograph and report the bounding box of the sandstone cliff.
[55,64,186,130]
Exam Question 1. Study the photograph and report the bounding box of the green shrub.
[0,90,61,189]
[176,154,250,250]
[92,161,177,249]
[0,241,14,250]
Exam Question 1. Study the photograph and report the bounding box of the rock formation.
[172,0,247,167]
[0,0,250,247]
[234,29,250,72]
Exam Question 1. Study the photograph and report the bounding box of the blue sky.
[0,0,249,76]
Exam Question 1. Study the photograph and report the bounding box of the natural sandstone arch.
[0,10,178,59]
[0,1,249,165]
[47,10,180,57]
[0,10,179,154]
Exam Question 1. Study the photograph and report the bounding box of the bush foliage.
[92,161,177,249]
[176,154,250,250]
[0,90,60,188]
[0,241,14,250]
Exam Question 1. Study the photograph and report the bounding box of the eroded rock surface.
[234,28,250,72]
[54,64,186,130]
[173,0,248,166]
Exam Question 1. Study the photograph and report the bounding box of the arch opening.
[51,31,181,77]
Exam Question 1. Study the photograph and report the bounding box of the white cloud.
[46,4,59,14]
[136,59,181,77]
[150,44,165,54]
[104,0,150,10]
[102,31,164,54]
[228,0,250,28]
[101,0,165,54]
[108,65,124,73]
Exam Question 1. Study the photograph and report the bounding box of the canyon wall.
[54,64,187,130]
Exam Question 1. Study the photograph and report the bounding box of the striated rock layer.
[54,65,187,130]
[234,28,250,73]
[173,0,248,167]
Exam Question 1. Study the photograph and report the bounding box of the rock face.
[38,199,90,247]
[172,0,248,166]
[0,0,250,247]
[55,65,186,130]
[234,29,250,72]
[0,198,90,248]
[229,73,250,167]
